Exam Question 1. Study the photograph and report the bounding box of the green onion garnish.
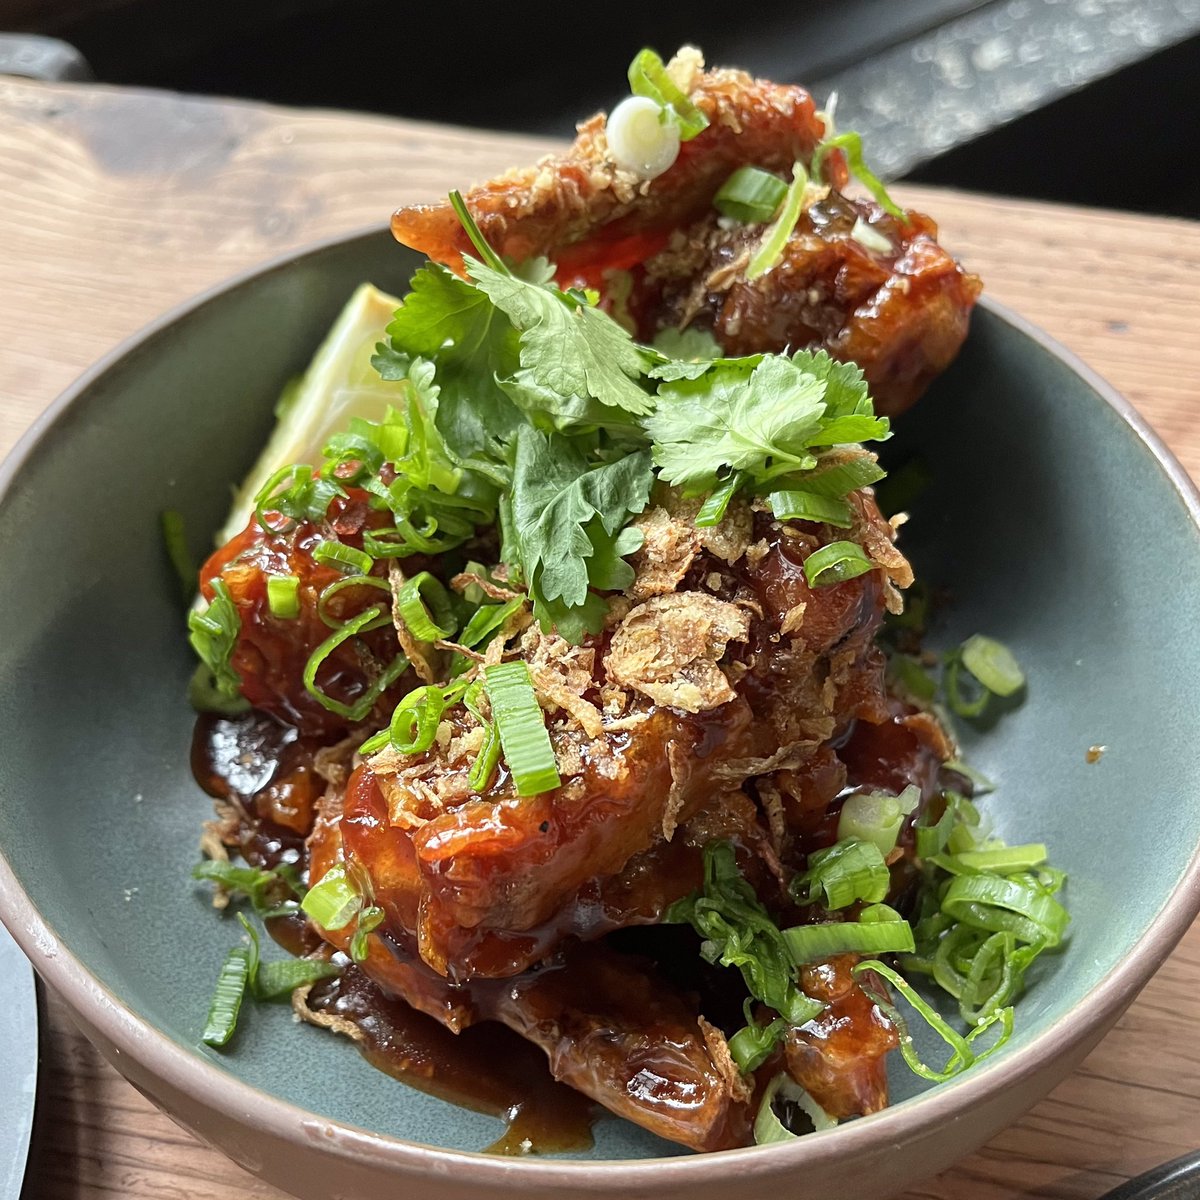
[483,661,561,796]
[768,489,854,528]
[914,796,959,860]
[201,944,253,1048]
[783,914,915,964]
[747,161,809,279]
[853,959,1013,1082]
[192,859,305,918]
[803,540,874,588]
[960,635,1025,697]
[386,685,445,755]
[941,873,1069,948]
[316,574,390,628]
[395,571,457,642]
[728,1014,788,1073]
[753,1073,837,1143]
[302,605,407,721]
[836,785,919,856]
[187,579,243,703]
[793,838,890,910]
[254,957,341,1001]
[811,131,905,220]
[349,904,385,963]
[160,508,195,604]
[266,575,301,619]
[457,596,526,650]
[627,48,710,140]
[464,679,502,793]
[313,539,374,577]
[301,864,362,932]
[934,843,1048,876]
[714,166,788,224]
[887,652,938,703]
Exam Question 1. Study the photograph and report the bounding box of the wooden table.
[3,75,1200,1200]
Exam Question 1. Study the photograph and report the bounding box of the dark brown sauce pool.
[192,710,596,1155]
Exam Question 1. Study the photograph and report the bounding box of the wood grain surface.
[3,76,1200,1200]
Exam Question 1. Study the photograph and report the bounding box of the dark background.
[5,0,1199,217]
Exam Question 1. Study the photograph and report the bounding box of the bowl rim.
[3,222,1200,1190]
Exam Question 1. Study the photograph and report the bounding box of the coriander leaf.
[372,262,524,463]
[651,326,724,362]
[468,258,656,417]
[510,427,653,635]
[580,522,645,592]
[788,350,870,419]
[647,356,827,489]
[649,351,764,383]
[499,368,644,437]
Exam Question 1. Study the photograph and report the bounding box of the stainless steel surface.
[0,923,36,1200]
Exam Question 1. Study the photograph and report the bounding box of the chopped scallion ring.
[313,539,374,577]
[754,1073,838,1143]
[483,661,561,797]
[457,595,525,649]
[627,48,709,140]
[395,571,457,642]
[728,1015,788,1073]
[793,838,890,910]
[301,864,363,932]
[349,905,385,964]
[316,574,390,629]
[201,944,253,1047]
[302,604,406,721]
[606,95,681,179]
[768,489,854,528]
[802,540,873,588]
[960,634,1025,697]
[941,873,1069,948]
[836,785,919,856]
[811,131,905,220]
[714,166,788,224]
[747,161,809,279]
[386,685,446,755]
[783,916,915,964]
[254,956,340,1001]
[695,470,744,528]
[266,575,301,619]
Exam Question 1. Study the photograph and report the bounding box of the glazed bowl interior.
[1,228,1199,1165]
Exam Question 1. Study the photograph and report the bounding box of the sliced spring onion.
[160,508,195,603]
[187,579,243,702]
[811,131,905,219]
[301,863,363,932]
[349,904,385,964]
[850,215,894,254]
[934,844,1048,876]
[941,873,1069,948]
[803,540,873,588]
[768,489,854,528]
[387,685,445,755]
[854,959,1014,1082]
[714,166,788,223]
[201,944,253,1047]
[192,859,304,917]
[960,635,1025,697]
[793,838,890,910]
[313,539,374,577]
[783,916,915,964]
[464,679,502,793]
[747,161,809,279]
[606,95,681,179]
[254,464,344,535]
[395,571,456,642]
[695,470,744,528]
[316,573,390,628]
[627,47,709,140]
[944,653,989,717]
[302,604,407,721]
[254,957,340,1001]
[887,652,938,704]
[483,661,561,796]
[728,1015,788,1073]
[789,455,886,499]
[754,1073,838,1143]
[458,595,525,649]
[837,785,919,857]
[914,797,959,860]
[187,663,251,717]
[943,758,996,796]
[266,575,301,619]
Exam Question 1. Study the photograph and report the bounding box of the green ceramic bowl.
[2,229,1199,1200]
